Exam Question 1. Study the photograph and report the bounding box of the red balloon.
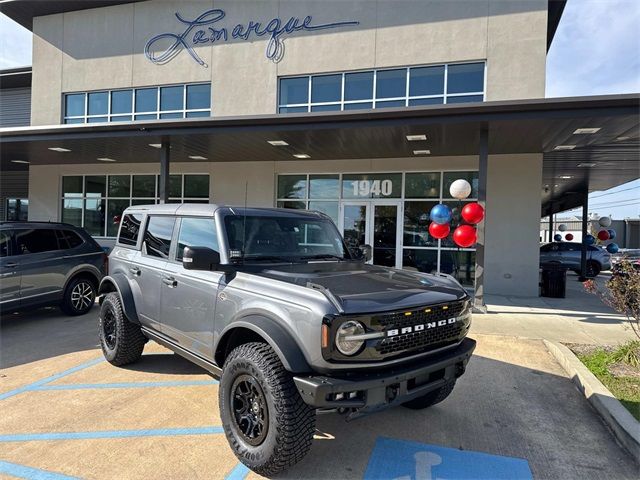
[428,222,450,239]
[565,233,574,241]
[453,225,477,248]
[461,202,485,224]
[597,230,610,241]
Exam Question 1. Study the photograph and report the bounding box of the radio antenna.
[241,181,248,263]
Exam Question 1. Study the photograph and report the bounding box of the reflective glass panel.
[85,176,106,197]
[311,74,341,103]
[84,198,106,236]
[170,175,182,198]
[144,216,175,258]
[279,77,309,105]
[309,175,339,199]
[447,63,484,94]
[409,66,445,97]
[344,102,372,110]
[276,201,306,209]
[186,84,211,110]
[111,90,132,114]
[61,198,83,226]
[403,201,438,247]
[440,250,475,286]
[376,100,405,109]
[442,171,479,199]
[62,176,83,196]
[375,69,406,99]
[87,117,108,123]
[405,172,441,198]
[133,175,156,197]
[402,248,438,275]
[344,71,373,101]
[446,95,484,104]
[65,94,85,117]
[108,175,131,197]
[311,104,340,112]
[186,111,210,118]
[308,201,339,225]
[279,106,308,114]
[176,218,218,260]
[408,97,443,106]
[373,204,398,267]
[277,175,307,199]
[342,173,402,199]
[107,199,130,237]
[88,92,108,115]
[135,88,157,112]
[160,86,184,111]
[184,175,209,198]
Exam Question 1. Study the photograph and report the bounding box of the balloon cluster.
[428,179,484,248]
[596,216,619,254]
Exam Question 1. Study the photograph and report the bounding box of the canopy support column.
[548,209,554,242]
[159,139,170,204]
[473,126,488,313]
[579,190,589,281]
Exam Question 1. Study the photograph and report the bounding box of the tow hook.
[385,384,400,403]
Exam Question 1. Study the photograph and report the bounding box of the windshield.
[223,214,351,262]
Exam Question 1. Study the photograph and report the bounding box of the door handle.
[129,267,141,276]
[4,262,18,268]
[162,276,177,288]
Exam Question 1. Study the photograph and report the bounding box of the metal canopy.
[1,94,638,216]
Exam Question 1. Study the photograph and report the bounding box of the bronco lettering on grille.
[386,317,457,337]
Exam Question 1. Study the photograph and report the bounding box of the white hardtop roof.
[122,203,325,218]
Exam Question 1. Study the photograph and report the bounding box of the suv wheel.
[99,292,146,366]
[401,380,456,410]
[220,342,315,476]
[586,260,601,277]
[60,277,96,316]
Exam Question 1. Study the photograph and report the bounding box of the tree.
[584,259,640,340]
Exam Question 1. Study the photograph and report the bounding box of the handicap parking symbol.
[363,437,533,480]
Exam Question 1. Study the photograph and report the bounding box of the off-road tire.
[401,380,456,410]
[60,276,97,316]
[219,342,315,476]
[99,292,146,366]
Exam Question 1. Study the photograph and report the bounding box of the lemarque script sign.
[145,9,359,67]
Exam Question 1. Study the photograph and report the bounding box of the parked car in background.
[539,242,611,277]
[611,248,640,268]
[0,222,107,315]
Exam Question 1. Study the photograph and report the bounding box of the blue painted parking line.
[225,463,250,480]
[0,358,104,401]
[33,379,218,391]
[0,426,224,443]
[364,437,533,480]
[0,460,80,480]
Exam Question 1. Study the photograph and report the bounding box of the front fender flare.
[216,315,312,374]
[98,274,140,324]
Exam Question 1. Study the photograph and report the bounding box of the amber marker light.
[404,312,412,316]
[321,324,329,348]
[424,308,431,313]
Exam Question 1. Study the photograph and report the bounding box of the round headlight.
[335,320,366,356]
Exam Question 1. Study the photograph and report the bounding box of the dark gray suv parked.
[0,222,106,315]
[98,204,474,475]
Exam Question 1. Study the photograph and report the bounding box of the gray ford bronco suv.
[98,204,475,475]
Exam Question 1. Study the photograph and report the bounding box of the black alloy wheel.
[230,374,269,446]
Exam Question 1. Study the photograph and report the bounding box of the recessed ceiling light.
[573,128,601,134]
[413,150,431,155]
[11,160,29,164]
[406,134,427,141]
[578,162,597,167]
[553,145,576,151]
[48,147,71,152]
[267,140,289,146]
[148,143,162,148]
[557,175,573,179]
[188,155,207,160]
[293,154,310,159]
[97,157,116,162]
[616,136,630,141]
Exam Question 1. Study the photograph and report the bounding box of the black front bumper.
[293,337,476,413]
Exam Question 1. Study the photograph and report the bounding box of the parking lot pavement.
[1,307,638,480]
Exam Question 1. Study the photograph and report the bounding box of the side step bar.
[141,327,222,378]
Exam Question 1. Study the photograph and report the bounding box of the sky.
[0,1,638,218]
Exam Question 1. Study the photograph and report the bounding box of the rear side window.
[15,229,60,254]
[143,216,175,258]
[56,229,84,249]
[118,213,143,246]
[176,217,218,261]
[0,231,12,257]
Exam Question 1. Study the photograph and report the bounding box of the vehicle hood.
[249,261,468,314]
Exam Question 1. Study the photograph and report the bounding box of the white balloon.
[558,224,567,232]
[449,179,472,199]
[599,216,612,227]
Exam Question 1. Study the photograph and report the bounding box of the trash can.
[540,264,567,298]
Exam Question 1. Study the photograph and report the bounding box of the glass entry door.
[340,201,401,268]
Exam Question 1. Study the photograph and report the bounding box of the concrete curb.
[544,339,640,464]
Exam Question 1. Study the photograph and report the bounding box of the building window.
[276,171,478,286]
[6,198,29,221]
[61,174,210,237]
[278,62,484,113]
[63,83,211,124]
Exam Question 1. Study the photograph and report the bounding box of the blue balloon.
[554,234,562,242]
[429,204,452,225]
[606,243,619,254]
[584,234,596,245]
[607,229,616,240]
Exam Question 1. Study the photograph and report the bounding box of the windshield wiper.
[300,254,346,262]
[243,255,295,263]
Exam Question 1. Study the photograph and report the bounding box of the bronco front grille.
[373,301,467,356]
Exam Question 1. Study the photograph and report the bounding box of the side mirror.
[359,244,373,262]
[182,246,221,271]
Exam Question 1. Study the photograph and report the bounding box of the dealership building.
[0,0,638,305]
